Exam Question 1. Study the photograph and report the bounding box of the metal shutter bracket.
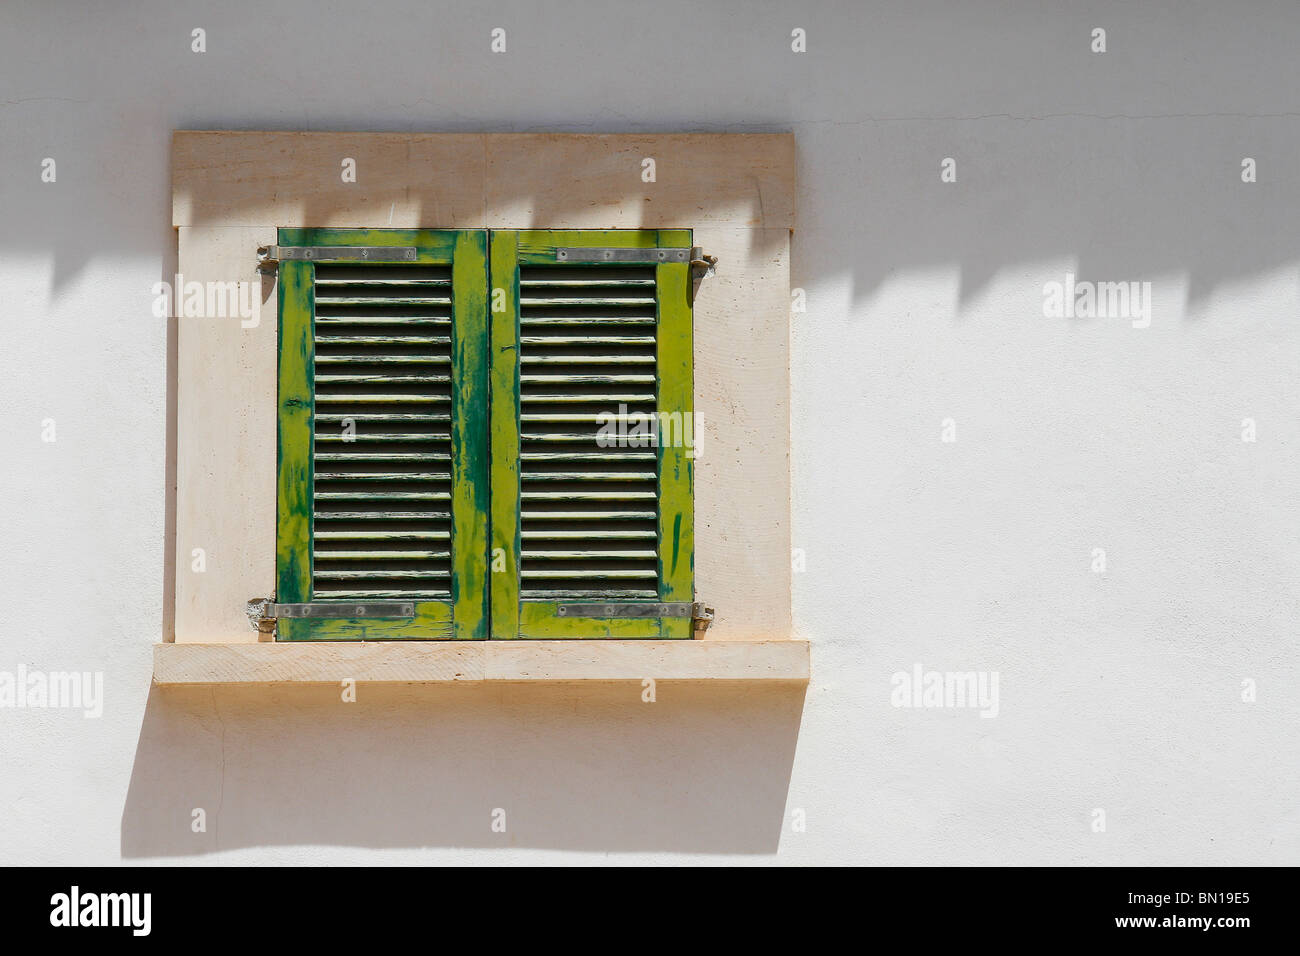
[247,598,711,633]
[553,245,716,302]
[555,601,715,634]
[256,245,419,273]
[554,245,716,277]
[246,598,416,632]
[555,247,690,263]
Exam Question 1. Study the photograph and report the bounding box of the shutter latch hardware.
[688,246,718,303]
[691,602,715,635]
[256,245,419,273]
[688,247,717,278]
[555,601,715,634]
[246,598,416,632]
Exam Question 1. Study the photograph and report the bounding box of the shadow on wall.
[121,679,806,855]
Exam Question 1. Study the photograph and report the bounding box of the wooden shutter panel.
[276,229,489,640]
[489,230,695,639]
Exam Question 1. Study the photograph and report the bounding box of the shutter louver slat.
[517,265,660,601]
[311,262,454,601]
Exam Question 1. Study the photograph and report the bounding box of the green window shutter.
[489,230,695,639]
[276,229,489,640]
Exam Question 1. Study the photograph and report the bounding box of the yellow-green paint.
[491,229,696,640]
[488,231,521,640]
[518,602,665,639]
[513,229,659,264]
[654,229,694,640]
[277,228,458,262]
[450,230,490,640]
[297,601,453,641]
[275,228,487,641]
[276,259,314,641]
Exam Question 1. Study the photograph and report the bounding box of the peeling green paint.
[488,230,521,640]
[492,230,695,640]
[449,230,490,640]
[655,229,695,640]
[275,229,488,641]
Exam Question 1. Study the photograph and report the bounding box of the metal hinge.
[256,245,418,273]
[688,247,717,277]
[555,601,715,634]
[691,602,715,635]
[688,246,717,303]
[246,598,415,632]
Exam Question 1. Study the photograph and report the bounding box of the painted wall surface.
[2,1,1297,864]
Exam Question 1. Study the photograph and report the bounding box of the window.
[273,228,694,641]
[165,130,798,670]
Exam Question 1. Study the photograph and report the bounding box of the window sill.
[153,640,810,685]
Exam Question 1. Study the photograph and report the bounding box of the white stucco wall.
[2,1,1296,864]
